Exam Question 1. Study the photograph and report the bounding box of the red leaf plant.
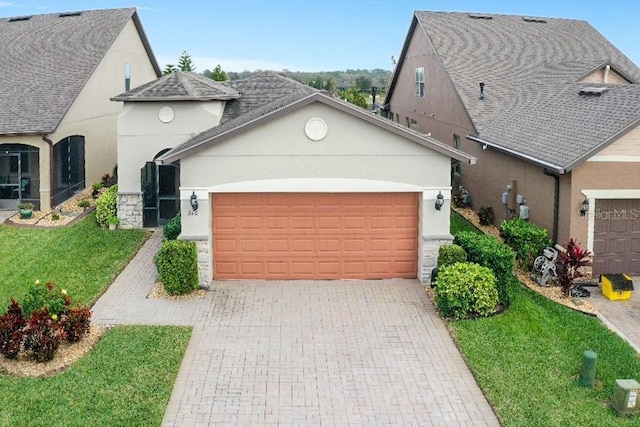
[0,299,27,359]
[556,238,592,296]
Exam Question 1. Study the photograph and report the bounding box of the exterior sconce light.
[190,191,198,212]
[579,198,589,216]
[435,191,444,211]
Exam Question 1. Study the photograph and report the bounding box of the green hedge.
[500,218,553,269]
[435,262,499,319]
[437,244,467,268]
[163,213,181,240]
[155,240,199,295]
[96,184,118,228]
[454,231,516,307]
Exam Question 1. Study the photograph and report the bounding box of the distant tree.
[209,64,228,81]
[307,76,325,89]
[338,87,368,109]
[177,50,196,72]
[355,76,372,92]
[227,71,240,81]
[323,79,336,92]
[163,64,178,75]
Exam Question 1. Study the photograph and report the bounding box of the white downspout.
[604,64,610,83]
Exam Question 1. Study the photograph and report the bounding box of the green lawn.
[450,210,482,235]
[448,210,640,426]
[0,325,191,426]
[0,213,149,309]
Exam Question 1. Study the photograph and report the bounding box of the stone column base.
[117,193,143,229]
[420,235,454,284]
[195,240,210,287]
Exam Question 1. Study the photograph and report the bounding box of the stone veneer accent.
[194,240,210,287]
[117,193,143,229]
[420,235,454,284]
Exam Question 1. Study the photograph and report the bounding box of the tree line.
[161,51,391,109]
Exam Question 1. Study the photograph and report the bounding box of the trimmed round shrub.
[454,231,516,308]
[437,244,467,268]
[435,262,499,320]
[96,184,118,228]
[155,240,199,295]
[164,213,182,240]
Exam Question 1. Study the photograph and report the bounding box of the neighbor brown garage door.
[212,193,418,280]
[593,199,640,276]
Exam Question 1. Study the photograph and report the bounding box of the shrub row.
[500,218,552,270]
[454,231,516,308]
[0,282,91,362]
[155,240,199,295]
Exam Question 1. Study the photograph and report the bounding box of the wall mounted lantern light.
[190,191,198,212]
[579,197,589,216]
[435,191,444,211]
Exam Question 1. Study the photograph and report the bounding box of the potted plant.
[107,216,120,230]
[18,202,35,219]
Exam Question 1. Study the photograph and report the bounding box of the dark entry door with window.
[140,160,180,227]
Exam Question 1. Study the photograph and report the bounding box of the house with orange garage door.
[113,71,475,284]
[384,11,640,276]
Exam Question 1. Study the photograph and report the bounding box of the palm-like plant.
[557,238,591,296]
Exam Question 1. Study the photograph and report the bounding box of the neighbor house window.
[395,113,399,123]
[406,117,411,127]
[416,67,425,97]
[452,134,462,178]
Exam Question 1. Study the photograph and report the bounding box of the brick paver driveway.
[165,281,499,426]
[92,231,499,426]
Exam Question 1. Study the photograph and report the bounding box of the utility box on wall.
[612,379,640,416]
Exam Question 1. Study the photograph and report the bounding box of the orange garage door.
[212,193,418,280]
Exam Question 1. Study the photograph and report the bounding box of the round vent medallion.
[158,106,175,123]
[304,118,328,141]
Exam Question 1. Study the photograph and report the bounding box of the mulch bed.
[452,207,597,315]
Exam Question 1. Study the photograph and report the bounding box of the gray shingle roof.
[112,71,241,101]
[219,71,317,123]
[0,8,159,135]
[386,11,640,171]
[413,11,640,132]
[473,83,640,172]
[157,72,475,165]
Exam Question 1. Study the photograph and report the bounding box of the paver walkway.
[92,229,500,426]
[588,280,640,354]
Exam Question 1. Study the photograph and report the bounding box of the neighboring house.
[114,71,475,284]
[385,11,640,276]
[0,8,160,211]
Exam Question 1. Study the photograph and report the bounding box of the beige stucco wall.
[593,124,640,157]
[178,101,454,282]
[579,67,629,84]
[52,19,158,195]
[117,101,225,193]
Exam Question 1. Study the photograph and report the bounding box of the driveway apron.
[92,231,500,426]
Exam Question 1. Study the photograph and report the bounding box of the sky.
[1,1,640,72]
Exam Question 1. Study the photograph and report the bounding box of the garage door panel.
[213,193,418,280]
[594,199,640,275]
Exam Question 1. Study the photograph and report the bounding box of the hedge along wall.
[454,231,516,307]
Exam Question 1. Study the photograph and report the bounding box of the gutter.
[543,169,560,243]
[42,134,54,210]
[467,134,566,174]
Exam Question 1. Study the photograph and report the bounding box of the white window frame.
[415,67,425,97]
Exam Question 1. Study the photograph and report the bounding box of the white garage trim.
[181,179,450,199]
